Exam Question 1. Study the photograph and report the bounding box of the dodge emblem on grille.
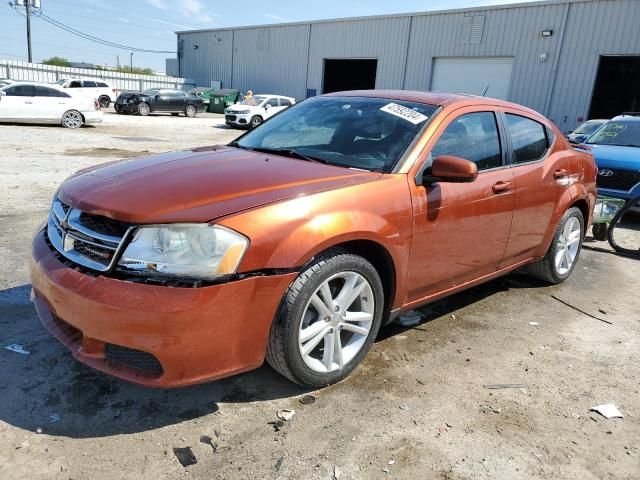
[598,169,614,177]
[63,234,75,252]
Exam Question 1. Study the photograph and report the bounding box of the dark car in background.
[114,88,205,117]
[567,119,607,144]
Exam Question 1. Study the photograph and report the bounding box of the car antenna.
[482,85,490,96]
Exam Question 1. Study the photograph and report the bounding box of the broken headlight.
[118,224,249,279]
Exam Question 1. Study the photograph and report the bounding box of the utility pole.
[130,52,134,72]
[25,0,32,62]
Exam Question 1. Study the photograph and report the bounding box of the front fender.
[219,176,413,308]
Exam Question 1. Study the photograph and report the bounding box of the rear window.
[83,81,97,88]
[280,98,292,107]
[505,114,549,164]
[97,82,109,88]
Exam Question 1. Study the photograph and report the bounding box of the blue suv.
[586,114,640,200]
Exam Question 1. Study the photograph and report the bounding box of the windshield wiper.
[249,147,331,164]
[228,141,250,150]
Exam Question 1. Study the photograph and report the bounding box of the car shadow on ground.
[0,274,544,439]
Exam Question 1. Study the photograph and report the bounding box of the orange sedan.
[30,91,596,387]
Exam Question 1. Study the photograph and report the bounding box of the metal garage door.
[431,57,514,100]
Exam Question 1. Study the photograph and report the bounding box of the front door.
[407,109,515,302]
[0,84,37,121]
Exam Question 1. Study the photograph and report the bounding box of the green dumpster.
[188,87,217,107]
[208,88,242,113]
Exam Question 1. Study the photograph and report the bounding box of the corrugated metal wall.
[178,0,640,129]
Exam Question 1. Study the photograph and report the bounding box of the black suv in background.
[114,88,205,117]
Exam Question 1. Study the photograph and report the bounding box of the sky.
[1,0,545,73]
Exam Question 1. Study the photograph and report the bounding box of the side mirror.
[265,104,271,110]
[155,94,160,100]
[421,155,478,185]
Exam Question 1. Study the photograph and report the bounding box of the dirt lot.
[0,110,638,480]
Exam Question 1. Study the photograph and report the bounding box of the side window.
[69,81,81,88]
[279,98,291,107]
[5,85,36,96]
[83,81,97,88]
[505,114,549,164]
[36,86,70,97]
[432,112,502,170]
[266,98,279,107]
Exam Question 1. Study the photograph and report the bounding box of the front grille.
[78,212,131,237]
[225,115,237,122]
[597,168,640,191]
[105,344,163,376]
[47,197,133,272]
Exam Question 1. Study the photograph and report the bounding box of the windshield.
[242,95,267,106]
[587,120,640,147]
[574,121,604,135]
[55,79,67,85]
[234,96,437,172]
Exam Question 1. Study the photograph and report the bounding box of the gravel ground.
[0,111,638,480]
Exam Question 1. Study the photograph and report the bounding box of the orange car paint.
[30,91,596,387]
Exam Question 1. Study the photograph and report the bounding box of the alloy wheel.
[62,110,82,128]
[185,105,197,117]
[298,271,374,373]
[555,216,581,275]
[138,103,150,116]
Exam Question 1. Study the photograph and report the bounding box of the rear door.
[499,109,569,266]
[153,89,173,112]
[0,84,36,120]
[35,86,73,121]
[407,107,515,301]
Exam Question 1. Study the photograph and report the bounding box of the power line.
[32,11,176,54]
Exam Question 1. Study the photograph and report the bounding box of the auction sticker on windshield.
[380,103,429,125]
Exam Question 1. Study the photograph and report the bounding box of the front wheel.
[185,104,197,118]
[526,207,584,284]
[266,250,384,387]
[592,223,608,241]
[250,115,263,129]
[138,102,150,116]
[61,110,83,128]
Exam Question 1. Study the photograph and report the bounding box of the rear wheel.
[250,115,263,129]
[266,250,384,387]
[185,104,197,118]
[138,102,150,116]
[526,207,584,284]
[98,95,110,108]
[61,110,83,128]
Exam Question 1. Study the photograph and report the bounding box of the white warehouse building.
[174,0,640,130]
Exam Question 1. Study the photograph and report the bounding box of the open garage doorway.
[589,56,640,119]
[322,59,377,94]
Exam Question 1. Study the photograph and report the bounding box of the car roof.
[1,81,65,89]
[612,113,640,121]
[324,89,541,113]
[255,94,294,99]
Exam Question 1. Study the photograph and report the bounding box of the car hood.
[57,146,381,224]
[589,144,640,169]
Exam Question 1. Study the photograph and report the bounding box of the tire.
[185,104,197,118]
[98,95,110,108]
[607,197,640,256]
[592,223,608,241]
[250,115,263,129]
[138,102,150,116]
[61,110,83,129]
[114,104,121,113]
[266,250,384,387]
[526,207,584,284]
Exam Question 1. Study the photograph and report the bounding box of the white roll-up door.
[431,57,514,100]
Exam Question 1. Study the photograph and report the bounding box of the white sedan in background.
[0,82,103,128]
[225,94,295,129]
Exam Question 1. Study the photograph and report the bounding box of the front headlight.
[118,224,249,279]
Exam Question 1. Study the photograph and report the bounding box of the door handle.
[553,169,568,178]
[24,101,33,104]
[492,181,512,194]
